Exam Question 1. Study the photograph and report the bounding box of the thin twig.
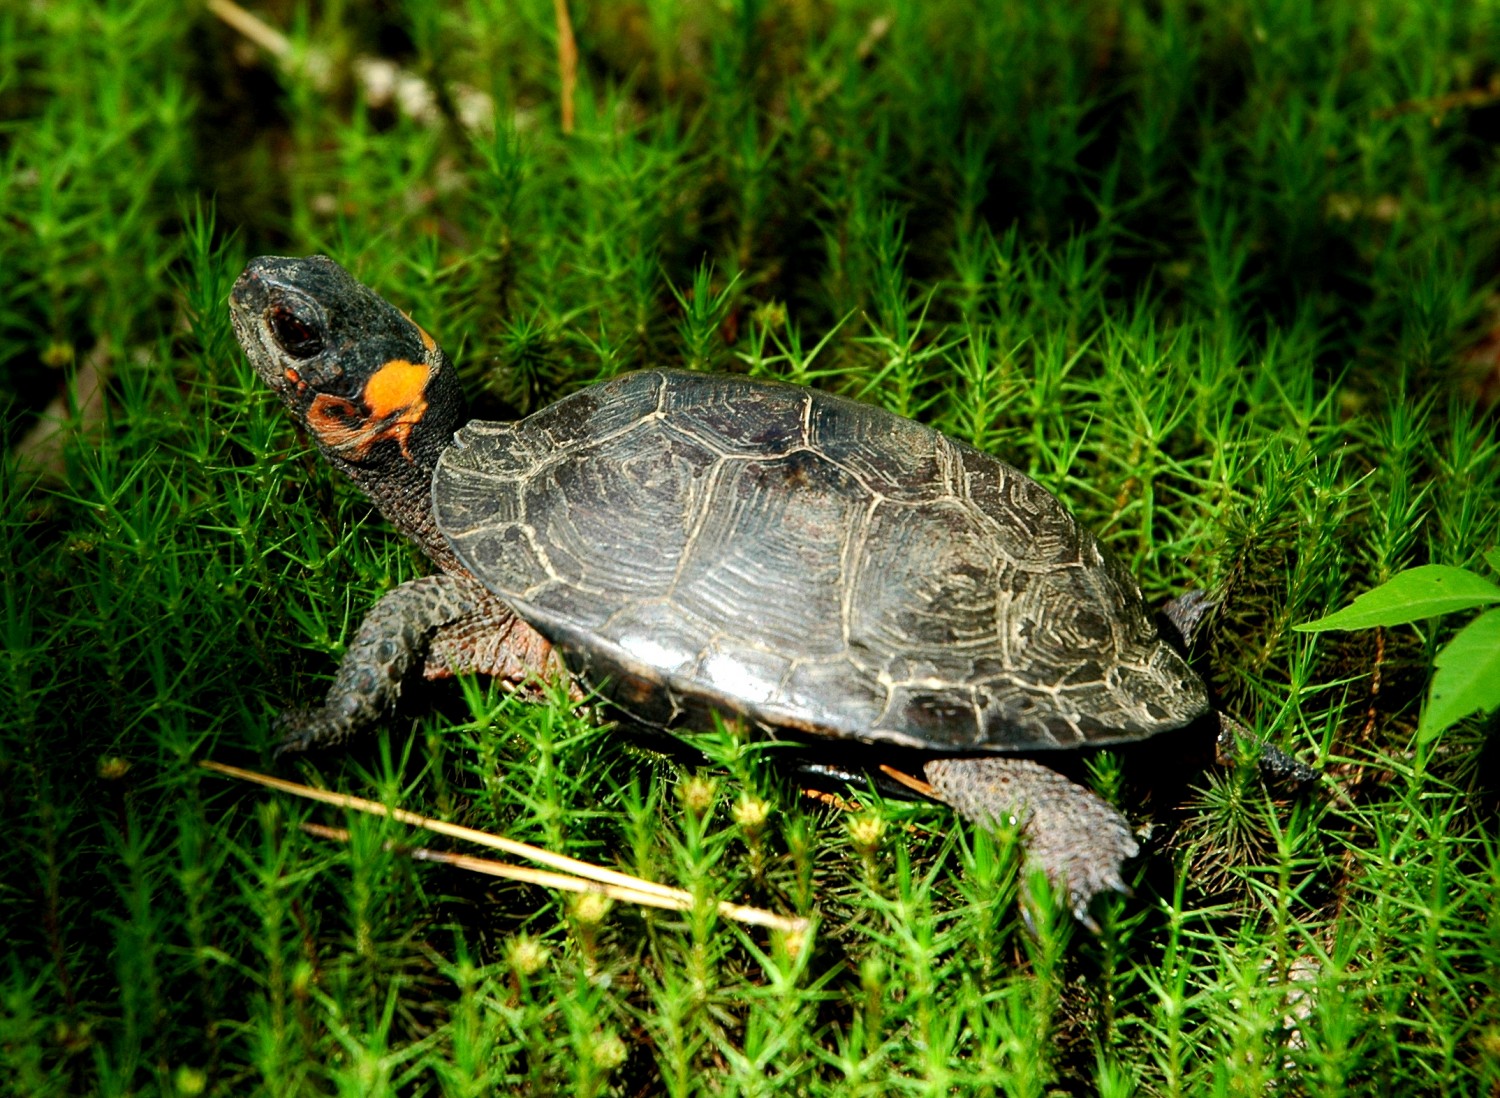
[206,0,289,56]
[801,787,867,813]
[553,0,578,134]
[878,764,934,797]
[1375,77,1500,121]
[200,758,686,898]
[201,759,807,933]
[1360,625,1385,742]
[15,339,110,483]
[300,822,799,929]
[208,0,500,133]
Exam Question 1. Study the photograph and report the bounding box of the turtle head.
[231,256,466,562]
[231,255,463,470]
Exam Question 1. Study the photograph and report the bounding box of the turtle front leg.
[275,574,562,754]
[423,592,573,694]
[922,757,1138,928]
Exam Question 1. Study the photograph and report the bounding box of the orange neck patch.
[363,358,431,419]
[307,357,432,462]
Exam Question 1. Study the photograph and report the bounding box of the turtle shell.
[432,370,1210,751]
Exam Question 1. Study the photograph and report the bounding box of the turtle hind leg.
[1215,713,1320,787]
[923,757,1139,928]
[274,573,565,755]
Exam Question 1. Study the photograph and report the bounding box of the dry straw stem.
[14,339,109,482]
[201,759,808,933]
[553,0,578,134]
[207,0,500,133]
[301,821,744,919]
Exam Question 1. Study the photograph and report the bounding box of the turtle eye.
[268,306,324,359]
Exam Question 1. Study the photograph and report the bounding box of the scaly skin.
[274,572,571,754]
[274,574,471,753]
[923,757,1138,926]
[423,590,571,686]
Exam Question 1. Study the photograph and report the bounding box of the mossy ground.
[3,2,1499,1094]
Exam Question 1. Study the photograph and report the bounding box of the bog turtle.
[230,255,1305,923]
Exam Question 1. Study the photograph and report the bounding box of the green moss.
[3,1,1499,1093]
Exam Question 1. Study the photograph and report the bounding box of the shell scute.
[808,397,955,501]
[776,658,888,735]
[524,371,663,450]
[851,499,1003,655]
[962,455,1087,569]
[877,684,983,748]
[530,420,718,598]
[660,372,809,455]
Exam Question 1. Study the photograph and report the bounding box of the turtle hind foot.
[923,756,1139,930]
[1215,713,1320,787]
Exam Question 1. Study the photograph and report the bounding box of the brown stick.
[1375,77,1500,120]
[208,0,500,132]
[1360,626,1385,742]
[206,0,289,55]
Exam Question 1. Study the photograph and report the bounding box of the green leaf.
[1485,547,1500,576]
[1294,565,1500,632]
[1418,609,1500,742]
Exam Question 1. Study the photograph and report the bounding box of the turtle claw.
[1073,906,1102,935]
[270,708,324,757]
[1020,869,1117,936]
[1018,872,1120,937]
[270,702,365,756]
[1051,855,1135,932]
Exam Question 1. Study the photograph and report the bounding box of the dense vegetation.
[3,1,1498,1094]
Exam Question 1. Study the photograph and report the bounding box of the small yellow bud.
[678,774,717,816]
[780,927,807,959]
[591,1031,627,1070]
[847,813,886,854]
[732,793,769,830]
[506,934,550,976]
[753,300,788,331]
[572,890,612,926]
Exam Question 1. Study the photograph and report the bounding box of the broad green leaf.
[1418,609,1500,742]
[1485,547,1500,576]
[1295,565,1500,632]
